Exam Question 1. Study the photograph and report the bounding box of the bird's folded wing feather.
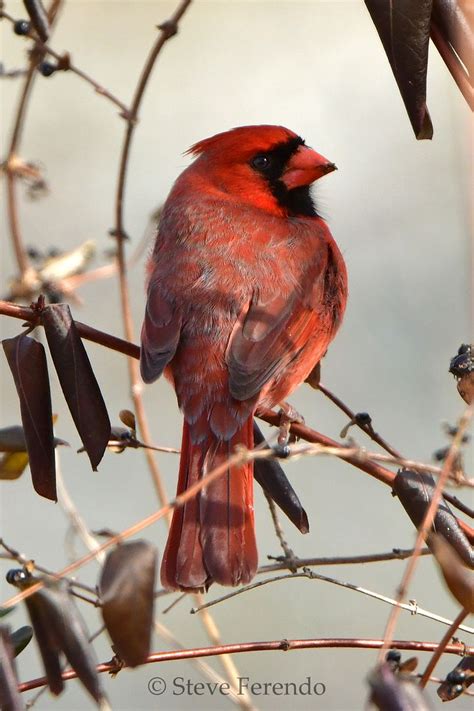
[140,283,182,383]
[226,249,328,401]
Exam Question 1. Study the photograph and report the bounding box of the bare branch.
[190,568,474,635]
[18,638,472,694]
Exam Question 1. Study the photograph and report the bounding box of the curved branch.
[18,637,471,694]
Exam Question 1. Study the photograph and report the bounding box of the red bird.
[141,125,347,591]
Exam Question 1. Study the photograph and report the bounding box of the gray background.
[1,1,472,709]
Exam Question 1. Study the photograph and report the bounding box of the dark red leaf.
[2,335,56,501]
[368,662,430,710]
[393,470,474,568]
[8,571,104,702]
[365,0,434,139]
[433,0,474,77]
[42,304,110,470]
[253,422,309,533]
[429,534,474,612]
[0,626,25,711]
[99,541,157,667]
[438,656,474,701]
[23,0,50,41]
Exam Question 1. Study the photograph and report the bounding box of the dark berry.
[273,444,291,458]
[13,20,31,35]
[433,446,448,462]
[6,568,29,585]
[39,61,57,77]
[446,669,466,684]
[27,246,41,260]
[355,412,372,427]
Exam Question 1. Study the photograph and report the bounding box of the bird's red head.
[184,125,336,217]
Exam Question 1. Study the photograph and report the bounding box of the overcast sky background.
[1,1,472,709]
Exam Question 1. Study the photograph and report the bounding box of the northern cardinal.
[141,125,347,591]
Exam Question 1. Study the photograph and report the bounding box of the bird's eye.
[251,154,272,171]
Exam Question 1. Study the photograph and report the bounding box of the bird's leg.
[276,401,305,449]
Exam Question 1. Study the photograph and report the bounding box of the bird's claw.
[277,402,305,447]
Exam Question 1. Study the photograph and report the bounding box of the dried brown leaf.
[393,470,473,568]
[253,422,309,533]
[119,409,136,431]
[100,541,157,667]
[368,662,431,710]
[365,0,434,139]
[430,533,474,612]
[2,335,56,500]
[0,625,25,711]
[8,571,104,702]
[42,304,110,470]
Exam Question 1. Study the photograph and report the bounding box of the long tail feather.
[161,417,257,591]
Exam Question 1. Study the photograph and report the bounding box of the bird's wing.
[140,282,182,383]
[226,248,331,401]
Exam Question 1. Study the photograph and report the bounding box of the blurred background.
[1,1,472,709]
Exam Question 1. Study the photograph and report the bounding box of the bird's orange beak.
[281,145,336,189]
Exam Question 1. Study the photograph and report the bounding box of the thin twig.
[18,638,472,693]
[0,9,130,116]
[378,406,473,661]
[56,450,105,565]
[419,608,470,688]
[259,548,432,573]
[190,568,474,635]
[3,0,64,279]
[263,491,298,571]
[318,382,402,457]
